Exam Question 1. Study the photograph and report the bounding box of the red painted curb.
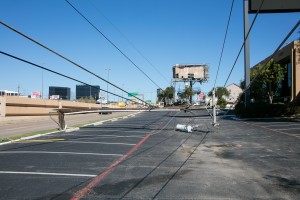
[243,121,300,139]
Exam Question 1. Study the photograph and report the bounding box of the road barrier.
[0,96,101,117]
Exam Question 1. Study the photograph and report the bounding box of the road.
[0,112,136,139]
[0,110,299,199]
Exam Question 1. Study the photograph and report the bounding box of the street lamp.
[105,68,111,103]
[89,77,93,99]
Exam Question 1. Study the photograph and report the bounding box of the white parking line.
[0,151,123,156]
[60,141,136,146]
[68,134,145,138]
[0,171,96,177]
[80,129,147,134]
[273,127,300,131]
[263,124,300,127]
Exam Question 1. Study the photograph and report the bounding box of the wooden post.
[58,111,65,130]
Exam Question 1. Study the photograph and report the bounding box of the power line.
[0,51,139,104]
[0,20,150,107]
[87,0,170,84]
[223,0,265,87]
[246,20,300,92]
[213,0,235,88]
[65,0,163,90]
[220,20,300,120]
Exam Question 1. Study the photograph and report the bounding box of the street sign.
[128,92,138,97]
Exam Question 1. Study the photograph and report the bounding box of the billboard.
[249,0,300,13]
[199,92,205,100]
[31,91,41,98]
[50,95,60,100]
[172,64,209,81]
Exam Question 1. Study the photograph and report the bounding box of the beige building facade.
[225,83,243,104]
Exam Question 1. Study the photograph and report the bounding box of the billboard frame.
[248,0,300,14]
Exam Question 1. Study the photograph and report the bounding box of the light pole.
[89,77,92,99]
[41,69,44,99]
[105,68,111,103]
[122,83,124,101]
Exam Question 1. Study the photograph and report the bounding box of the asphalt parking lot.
[0,110,299,199]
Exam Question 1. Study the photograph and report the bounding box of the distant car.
[96,98,107,104]
[173,100,186,106]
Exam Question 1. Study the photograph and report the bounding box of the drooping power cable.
[0,51,140,105]
[65,0,163,91]
[213,0,235,88]
[223,0,265,87]
[87,0,170,84]
[0,20,150,107]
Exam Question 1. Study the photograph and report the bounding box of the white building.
[225,83,243,104]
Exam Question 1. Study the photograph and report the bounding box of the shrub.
[234,102,299,118]
[217,97,227,109]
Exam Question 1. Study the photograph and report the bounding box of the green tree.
[217,97,227,109]
[208,87,229,99]
[157,86,175,105]
[179,86,194,103]
[252,59,286,104]
[165,86,175,100]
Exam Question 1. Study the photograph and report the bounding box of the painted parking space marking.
[68,134,145,138]
[14,139,136,146]
[59,141,136,146]
[272,127,300,131]
[70,118,166,200]
[79,129,148,134]
[0,171,96,177]
[16,139,65,143]
[243,121,300,139]
[263,124,300,127]
[0,151,123,157]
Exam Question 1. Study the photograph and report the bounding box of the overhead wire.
[223,0,265,87]
[205,0,235,120]
[0,20,151,107]
[206,0,264,126]
[220,20,300,120]
[65,0,163,91]
[0,51,141,105]
[87,0,170,84]
[213,0,235,89]
[245,20,300,92]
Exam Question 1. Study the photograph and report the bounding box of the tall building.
[49,86,71,100]
[76,84,100,100]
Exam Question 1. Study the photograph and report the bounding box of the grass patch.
[0,129,58,143]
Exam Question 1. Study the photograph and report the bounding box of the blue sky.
[1,0,299,102]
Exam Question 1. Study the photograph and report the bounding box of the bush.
[234,102,299,118]
[217,97,227,109]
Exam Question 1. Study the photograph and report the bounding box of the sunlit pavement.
[0,110,299,199]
